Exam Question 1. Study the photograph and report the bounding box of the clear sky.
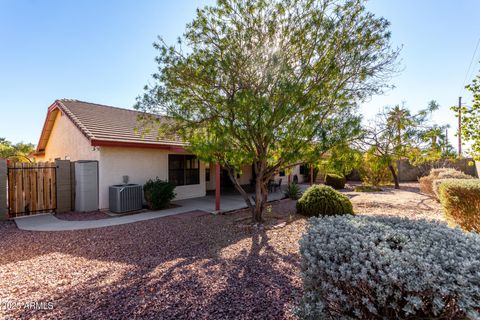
[1,0,479,151]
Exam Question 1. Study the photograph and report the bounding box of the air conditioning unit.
[109,184,143,213]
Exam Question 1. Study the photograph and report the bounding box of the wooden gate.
[7,162,57,217]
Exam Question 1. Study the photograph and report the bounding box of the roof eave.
[90,139,186,152]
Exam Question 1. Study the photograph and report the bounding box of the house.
[34,99,307,210]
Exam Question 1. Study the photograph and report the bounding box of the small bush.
[324,173,346,189]
[284,183,301,200]
[296,185,353,217]
[143,178,176,210]
[354,185,382,192]
[438,179,480,232]
[297,215,480,319]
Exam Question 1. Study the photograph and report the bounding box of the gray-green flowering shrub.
[298,215,480,319]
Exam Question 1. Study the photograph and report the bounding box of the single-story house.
[34,99,307,210]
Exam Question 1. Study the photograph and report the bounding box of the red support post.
[310,166,314,186]
[288,174,291,186]
[215,163,221,211]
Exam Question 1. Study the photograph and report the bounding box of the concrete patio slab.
[14,188,299,232]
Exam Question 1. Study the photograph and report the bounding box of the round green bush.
[143,178,176,210]
[324,173,346,189]
[296,185,353,217]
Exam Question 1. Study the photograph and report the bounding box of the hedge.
[438,179,480,232]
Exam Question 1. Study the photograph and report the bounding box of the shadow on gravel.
[1,208,303,319]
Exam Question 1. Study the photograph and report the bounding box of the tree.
[452,73,480,160]
[359,101,440,189]
[136,0,399,221]
[0,138,35,162]
[319,142,362,177]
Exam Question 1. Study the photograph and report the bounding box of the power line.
[459,37,480,96]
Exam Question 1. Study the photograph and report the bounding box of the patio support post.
[215,162,221,211]
[310,166,314,186]
[288,174,291,186]
[0,160,7,220]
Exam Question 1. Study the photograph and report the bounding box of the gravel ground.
[346,182,444,221]
[0,183,442,319]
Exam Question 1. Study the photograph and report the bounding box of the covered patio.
[14,186,308,231]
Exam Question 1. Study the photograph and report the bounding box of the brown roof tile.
[36,99,185,153]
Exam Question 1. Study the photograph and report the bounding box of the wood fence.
[7,162,57,217]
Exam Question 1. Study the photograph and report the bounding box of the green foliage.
[353,185,382,192]
[452,74,480,160]
[319,144,362,177]
[136,0,399,221]
[0,138,35,162]
[360,102,448,188]
[358,151,392,187]
[296,185,353,217]
[143,178,176,210]
[438,179,480,232]
[284,183,301,200]
[324,173,346,190]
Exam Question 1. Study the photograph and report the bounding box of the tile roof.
[36,99,185,153]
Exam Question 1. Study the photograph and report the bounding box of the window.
[279,169,285,176]
[168,155,200,186]
[300,164,307,175]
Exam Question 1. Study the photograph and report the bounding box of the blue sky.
[0,0,479,150]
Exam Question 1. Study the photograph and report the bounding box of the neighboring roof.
[35,99,185,154]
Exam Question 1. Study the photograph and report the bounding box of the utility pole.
[458,97,462,156]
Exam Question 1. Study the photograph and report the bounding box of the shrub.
[358,152,391,187]
[296,185,353,217]
[324,173,346,189]
[438,179,480,232]
[297,215,480,319]
[432,170,474,199]
[419,167,451,195]
[284,183,301,200]
[419,167,473,197]
[143,178,176,210]
[354,185,382,192]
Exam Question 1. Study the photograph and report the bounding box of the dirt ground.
[0,183,443,319]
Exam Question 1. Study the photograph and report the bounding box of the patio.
[14,186,306,232]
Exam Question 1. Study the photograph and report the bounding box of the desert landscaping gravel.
[0,184,442,319]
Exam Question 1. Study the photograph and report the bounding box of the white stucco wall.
[98,147,205,209]
[35,111,100,162]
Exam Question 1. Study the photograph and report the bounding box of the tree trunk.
[225,167,254,211]
[388,164,400,189]
[226,162,269,223]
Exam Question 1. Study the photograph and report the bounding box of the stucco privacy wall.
[0,160,7,219]
[396,158,478,181]
[37,111,99,162]
[98,147,206,209]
